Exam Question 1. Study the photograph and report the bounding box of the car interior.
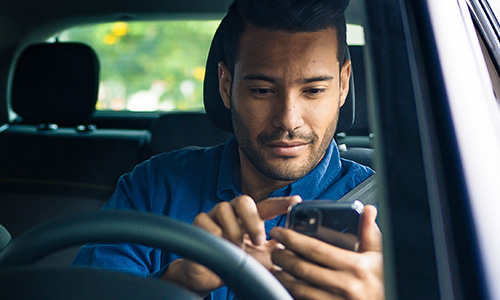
[0,0,376,296]
[0,0,499,299]
[0,1,375,267]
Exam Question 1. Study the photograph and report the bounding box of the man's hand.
[162,195,302,296]
[270,205,384,300]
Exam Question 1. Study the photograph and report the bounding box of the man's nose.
[271,92,304,132]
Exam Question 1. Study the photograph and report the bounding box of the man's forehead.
[235,26,340,76]
[237,25,338,58]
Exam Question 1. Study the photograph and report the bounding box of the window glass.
[56,21,364,112]
[490,0,500,18]
[477,28,500,102]
[347,24,365,46]
[57,20,221,112]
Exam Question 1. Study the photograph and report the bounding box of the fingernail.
[271,265,283,272]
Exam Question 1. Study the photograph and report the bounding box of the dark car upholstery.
[11,43,99,127]
[0,43,151,251]
[149,111,232,155]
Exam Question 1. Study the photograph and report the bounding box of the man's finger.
[231,195,266,246]
[256,195,302,220]
[207,201,244,245]
[193,213,223,237]
[359,205,382,252]
[270,227,356,270]
[271,266,344,300]
[271,246,350,295]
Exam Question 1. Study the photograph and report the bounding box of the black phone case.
[286,200,364,251]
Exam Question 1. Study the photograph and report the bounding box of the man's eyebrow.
[241,74,276,83]
[300,76,335,84]
[241,74,334,84]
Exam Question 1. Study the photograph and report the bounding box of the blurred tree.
[59,20,220,111]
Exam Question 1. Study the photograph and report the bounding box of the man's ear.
[218,61,232,110]
[339,59,351,108]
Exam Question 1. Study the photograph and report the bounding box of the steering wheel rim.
[0,266,201,300]
[0,211,293,300]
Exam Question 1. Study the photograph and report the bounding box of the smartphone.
[285,200,364,251]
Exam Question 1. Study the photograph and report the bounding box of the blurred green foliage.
[60,20,221,111]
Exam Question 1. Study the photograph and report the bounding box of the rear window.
[55,21,364,112]
[56,20,221,112]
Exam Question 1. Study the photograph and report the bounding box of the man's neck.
[238,149,293,202]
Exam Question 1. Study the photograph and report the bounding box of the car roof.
[0,0,367,54]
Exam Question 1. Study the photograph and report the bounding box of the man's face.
[219,25,351,182]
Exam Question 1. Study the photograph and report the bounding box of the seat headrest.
[151,112,232,153]
[11,42,99,126]
[203,17,355,134]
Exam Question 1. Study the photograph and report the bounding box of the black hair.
[222,0,350,76]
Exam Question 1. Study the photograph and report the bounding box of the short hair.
[222,0,350,75]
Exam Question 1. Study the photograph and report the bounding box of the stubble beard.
[231,105,339,182]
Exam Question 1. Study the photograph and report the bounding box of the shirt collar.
[216,137,342,201]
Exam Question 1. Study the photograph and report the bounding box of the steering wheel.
[0,211,293,300]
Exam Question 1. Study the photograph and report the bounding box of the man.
[73,0,383,299]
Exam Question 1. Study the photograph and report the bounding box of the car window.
[477,28,500,104]
[52,22,365,113]
[491,0,500,16]
[54,20,222,112]
[467,0,500,104]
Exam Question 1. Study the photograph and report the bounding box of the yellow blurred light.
[193,67,205,81]
[95,100,107,110]
[103,34,118,45]
[112,22,129,36]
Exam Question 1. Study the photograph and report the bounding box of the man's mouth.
[266,141,310,157]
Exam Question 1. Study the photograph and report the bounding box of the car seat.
[149,111,232,155]
[0,42,151,265]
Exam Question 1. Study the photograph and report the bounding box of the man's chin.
[258,160,312,182]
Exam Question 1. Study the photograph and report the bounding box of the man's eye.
[304,88,326,95]
[251,88,273,95]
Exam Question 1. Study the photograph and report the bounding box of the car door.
[363,0,500,298]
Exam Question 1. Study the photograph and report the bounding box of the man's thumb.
[359,205,382,252]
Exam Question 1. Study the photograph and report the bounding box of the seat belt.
[337,174,377,205]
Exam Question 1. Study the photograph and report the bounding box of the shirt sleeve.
[71,156,168,276]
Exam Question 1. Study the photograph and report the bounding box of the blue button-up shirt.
[73,137,374,299]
